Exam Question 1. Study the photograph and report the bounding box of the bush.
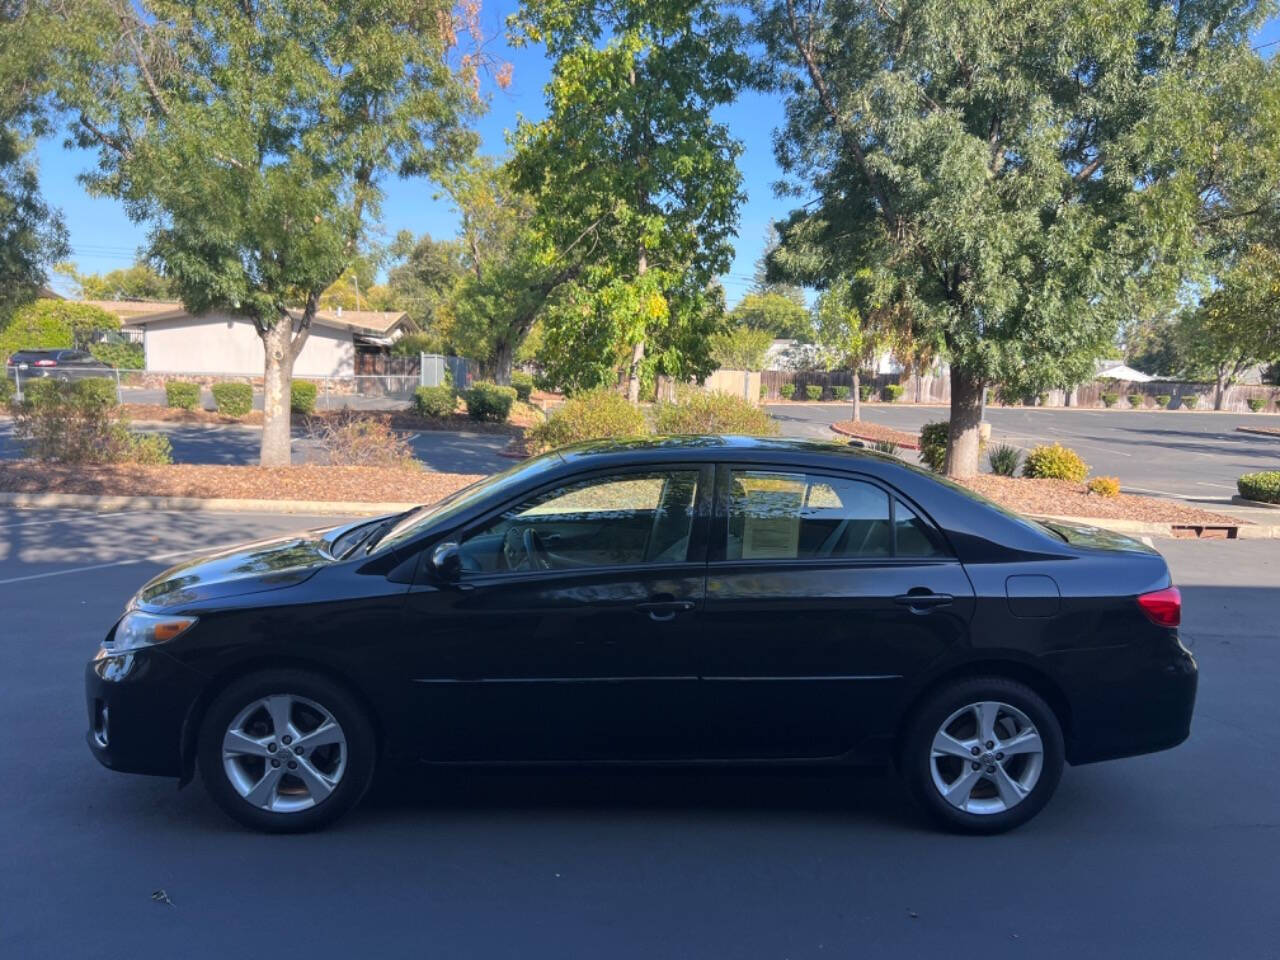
[988,443,1022,477]
[1181,395,1199,409]
[1237,471,1280,504]
[805,384,823,401]
[165,380,201,410]
[1155,394,1171,408]
[883,383,904,402]
[308,411,419,469]
[833,385,851,401]
[780,383,796,400]
[1086,476,1121,498]
[709,325,773,370]
[1101,392,1119,408]
[291,380,318,415]
[510,371,534,402]
[1127,394,1143,408]
[919,421,950,473]
[464,381,517,422]
[413,384,457,419]
[0,300,119,360]
[13,379,170,464]
[73,377,118,408]
[20,377,61,409]
[858,383,874,401]
[211,382,253,417]
[655,389,779,437]
[1023,442,1088,482]
[1247,396,1268,412]
[871,440,899,456]
[0,374,13,405]
[527,388,648,452]
[90,341,144,370]
[123,431,174,465]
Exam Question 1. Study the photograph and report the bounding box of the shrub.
[20,377,61,409]
[919,421,950,473]
[871,439,899,456]
[655,389,779,437]
[527,388,648,452]
[858,383,874,401]
[0,300,119,360]
[123,430,174,465]
[510,371,534,402]
[1155,394,1171,408]
[1127,394,1143,408]
[464,381,517,422]
[413,384,457,419]
[1037,392,1049,406]
[72,377,118,408]
[709,325,773,370]
[833,385,851,401]
[1101,392,1119,408]
[805,384,823,401]
[1237,471,1280,504]
[780,383,796,400]
[1086,476,1121,498]
[211,382,253,417]
[1023,442,1088,482]
[1181,395,1199,409]
[291,380,318,415]
[883,383,904,402]
[1247,396,1268,412]
[308,411,419,469]
[987,443,1022,477]
[0,374,13,405]
[13,380,170,464]
[165,380,201,410]
[90,341,144,370]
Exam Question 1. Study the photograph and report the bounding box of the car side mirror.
[429,541,462,583]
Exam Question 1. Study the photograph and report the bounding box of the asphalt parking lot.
[2,507,1278,959]
[769,403,1280,500]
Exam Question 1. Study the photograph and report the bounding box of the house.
[87,301,416,378]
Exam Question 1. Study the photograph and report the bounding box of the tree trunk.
[944,366,985,479]
[493,340,513,386]
[259,317,295,468]
[914,368,923,404]
[626,246,648,404]
[851,369,861,421]
[1214,372,1227,411]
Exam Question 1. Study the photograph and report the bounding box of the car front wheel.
[197,670,376,832]
[901,677,1064,834]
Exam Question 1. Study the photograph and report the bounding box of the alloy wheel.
[929,700,1044,815]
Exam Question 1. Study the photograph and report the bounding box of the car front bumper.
[85,646,206,777]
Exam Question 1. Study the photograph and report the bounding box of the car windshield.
[371,450,564,554]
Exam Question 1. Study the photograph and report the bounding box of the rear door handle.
[893,592,953,612]
[635,600,696,622]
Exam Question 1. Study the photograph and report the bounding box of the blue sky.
[35,6,1280,305]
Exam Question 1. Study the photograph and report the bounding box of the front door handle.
[635,600,696,622]
[893,592,954,612]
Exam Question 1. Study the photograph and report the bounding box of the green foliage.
[1087,476,1121,498]
[0,373,13,405]
[883,384,904,403]
[919,422,950,473]
[89,341,143,370]
[805,385,823,401]
[780,383,796,400]
[730,291,811,340]
[290,380,318,416]
[510,371,534,402]
[1155,394,1172,408]
[1127,394,1143,408]
[987,444,1022,477]
[73,377,117,408]
[871,440,899,456]
[389,332,443,358]
[19,376,59,409]
[1237,471,1280,504]
[125,431,174,465]
[710,325,773,370]
[858,384,873,401]
[1247,396,1268,412]
[57,261,173,301]
[165,381,200,411]
[13,379,169,464]
[0,124,68,324]
[1181,394,1199,409]
[1023,443,1089,483]
[211,382,253,418]
[0,300,118,359]
[1101,393,1120,408]
[833,386,851,401]
[1125,318,1183,379]
[655,389,779,436]
[464,382,516,422]
[527,388,649,451]
[412,385,457,419]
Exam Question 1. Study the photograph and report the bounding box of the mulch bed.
[0,463,481,504]
[830,419,921,449]
[960,476,1243,526]
[112,404,534,436]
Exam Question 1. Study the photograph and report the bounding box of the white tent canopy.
[1097,363,1155,383]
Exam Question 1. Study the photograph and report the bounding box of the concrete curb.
[829,421,921,449]
[0,492,414,516]
[1232,494,1280,510]
[1235,427,1280,439]
[1033,513,1280,540]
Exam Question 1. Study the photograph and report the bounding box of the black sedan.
[86,436,1196,833]
[7,348,114,381]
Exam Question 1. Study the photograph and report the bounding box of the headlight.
[106,611,198,653]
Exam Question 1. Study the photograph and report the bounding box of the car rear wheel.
[900,677,1064,834]
[197,670,376,832]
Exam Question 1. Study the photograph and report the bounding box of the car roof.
[554,434,893,468]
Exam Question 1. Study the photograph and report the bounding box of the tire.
[197,669,376,833]
[900,676,1064,834]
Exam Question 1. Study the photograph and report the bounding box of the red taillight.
[33,359,56,367]
[1137,586,1181,627]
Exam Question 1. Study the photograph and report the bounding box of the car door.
[401,463,714,761]
[696,465,975,759]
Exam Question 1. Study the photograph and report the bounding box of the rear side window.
[725,470,947,561]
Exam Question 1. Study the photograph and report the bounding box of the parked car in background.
[6,348,114,381]
[85,437,1196,834]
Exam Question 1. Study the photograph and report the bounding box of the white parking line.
[0,542,238,586]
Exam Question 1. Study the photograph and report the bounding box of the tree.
[511,0,748,400]
[1125,318,1183,379]
[56,261,173,301]
[750,222,808,304]
[0,299,118,359]
[44,0,487,465]
[812,280,895,421]
[386,233,467,338]
[754,0,1280,476]
[1179,246,1280,409]
[710,325,773,370]
[729,291,812,340]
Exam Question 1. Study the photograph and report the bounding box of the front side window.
[458,470,701,574]
[725,470,946,561]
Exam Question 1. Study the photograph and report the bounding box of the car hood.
[134,532,338,610]
[1038,518,1158,555]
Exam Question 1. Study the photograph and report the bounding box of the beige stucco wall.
[143,313,355,377]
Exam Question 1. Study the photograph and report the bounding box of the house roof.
[81,300,413,335]
[82,299,186,322]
